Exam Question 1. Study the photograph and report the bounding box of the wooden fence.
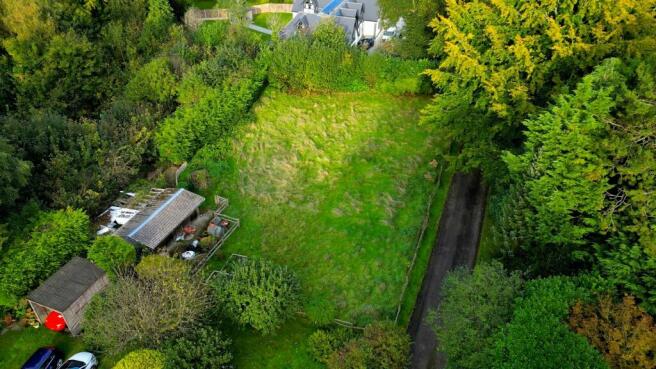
[184,3,293,28]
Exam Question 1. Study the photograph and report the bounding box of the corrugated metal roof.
[28,257,106,312]
[116,189,204,250]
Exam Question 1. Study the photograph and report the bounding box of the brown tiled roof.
[28,257,106,312]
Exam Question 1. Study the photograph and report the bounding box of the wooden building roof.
[116,188,205,250]
[27,257,106,312]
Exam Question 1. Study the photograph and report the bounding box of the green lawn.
[184,89,440,368]
[190,0,292,9]
[0,328,86,368]
[252,12,293,29]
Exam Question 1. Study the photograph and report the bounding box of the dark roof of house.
[281,12,357,41]
[28,257,106,312]
[116,188,205,250]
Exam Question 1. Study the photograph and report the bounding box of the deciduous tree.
[569,295,656,369]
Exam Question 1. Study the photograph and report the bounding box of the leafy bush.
[0,208,90,308]
[87,236,136,277]
[490,277,608,369]
[308,328,355,364]
[84,256,211,355]
[433,262,523,369]
[212,258,300,334]
[164,326,232,369]
[125,57,178,104]
[569,295,656,369]
[113,349,165,369]
[317,322,411,369]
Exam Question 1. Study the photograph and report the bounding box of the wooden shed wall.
[62,274,109,335]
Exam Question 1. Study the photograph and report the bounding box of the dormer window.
[304,0,316,13]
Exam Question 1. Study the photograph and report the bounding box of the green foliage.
[87,236,136,277]
[598,245,656,315]
[361,54,433,95]
[308,328,355,365]
[317,322,411,369]
[433,262,523,369]
[0,138,30,208]
[140,0,174,52]
[125,57,178,104]
[0,208,91,308]
[495,57,656,274]
[84,255,211,355]
[268,21,361,91]
[490,277,607,369]
[156,62,265,163]
[113,349,165,369]
[424,0,656,173]
[212,258,301,334]
[163,326,232,369]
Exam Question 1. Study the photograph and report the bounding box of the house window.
[304,0,315,12]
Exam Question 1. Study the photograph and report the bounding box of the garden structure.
[27,257,109,335]
[97,188,205,251]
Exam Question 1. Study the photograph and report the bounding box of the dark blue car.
[21,347,64,369]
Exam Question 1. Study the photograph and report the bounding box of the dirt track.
[407,171,487,369]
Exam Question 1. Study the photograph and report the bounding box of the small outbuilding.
[27,257,108,335]
[115,188,205,250]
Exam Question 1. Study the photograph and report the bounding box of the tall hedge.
[156,63,265,164]
[0,208,91,308]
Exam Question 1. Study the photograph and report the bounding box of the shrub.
[164,326,232,369]
[322,322,411,369]
[433,262,523,369]
[490,277,608,369]
[84,256,211,355]
[0,208,90,308]
[212,258,300,334]
[569,295,656,369]
[87,236,136,277]
[113,349,165,369]
[308,328,355,365]
[125,57,177,104]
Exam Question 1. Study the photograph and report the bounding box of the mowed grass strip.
[205,90,437,322]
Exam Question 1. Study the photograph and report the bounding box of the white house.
[282,0,382,45]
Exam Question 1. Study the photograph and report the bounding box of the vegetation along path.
[408,171,487,369]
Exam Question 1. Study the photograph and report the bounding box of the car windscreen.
[60,360,85,369]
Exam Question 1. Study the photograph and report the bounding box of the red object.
[183,225,196,235]
[44,311,66,331]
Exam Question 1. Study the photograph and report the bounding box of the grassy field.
[252,12,293,29]
[183,89,441,368]
[191,0,292,9]
[0,328,85,368]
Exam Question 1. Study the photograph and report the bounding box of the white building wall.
[362,20,380,39]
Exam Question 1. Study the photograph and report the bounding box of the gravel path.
[407,171,487,369]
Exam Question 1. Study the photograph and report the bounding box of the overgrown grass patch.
[186,89,440,367]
